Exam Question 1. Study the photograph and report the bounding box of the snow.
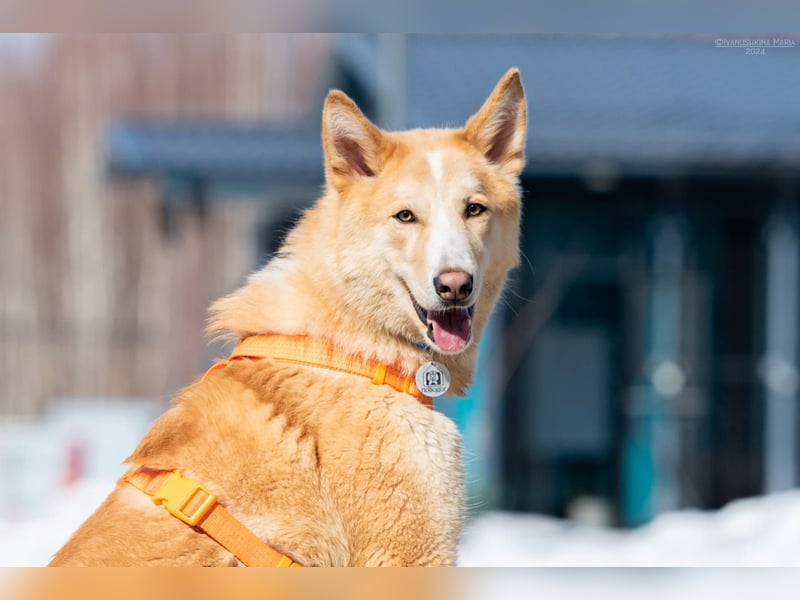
[4,480,800,568]
[459,490,800,566]
[0,479,114,567]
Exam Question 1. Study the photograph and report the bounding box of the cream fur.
[50,68,527,567]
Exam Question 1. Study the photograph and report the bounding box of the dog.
[50,68,527,566]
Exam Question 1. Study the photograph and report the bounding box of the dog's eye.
[394,209,416,223]
[465,203,487,218]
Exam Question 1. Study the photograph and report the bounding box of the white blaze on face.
[424,151,476,282]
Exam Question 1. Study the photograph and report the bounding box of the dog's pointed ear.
[463,68,527,177]
[322,90,387,193]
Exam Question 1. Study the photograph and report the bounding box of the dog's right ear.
[322,90,387,193]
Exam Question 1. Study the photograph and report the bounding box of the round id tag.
[415,361,451,397]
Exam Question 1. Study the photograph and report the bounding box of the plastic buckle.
[371,363,388,385]
[276,555,301,568]
[151,470,218,527]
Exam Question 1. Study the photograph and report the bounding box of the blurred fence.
[0,34,332,416]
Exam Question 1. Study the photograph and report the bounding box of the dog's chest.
[396,405,463,487]
[235,364,465,564]
[320,394,464,563]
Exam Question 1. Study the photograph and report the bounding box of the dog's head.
[321,69,527,356]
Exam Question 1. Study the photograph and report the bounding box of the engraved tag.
[415,361,451,397]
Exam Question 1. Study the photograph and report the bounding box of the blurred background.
[1,33,800,565]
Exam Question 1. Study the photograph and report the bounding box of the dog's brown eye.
[465,203,487,218]
[394,209,416,223]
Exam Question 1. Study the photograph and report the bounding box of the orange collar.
[205,335,433,409]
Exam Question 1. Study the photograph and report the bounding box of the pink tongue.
[428,310,472,352]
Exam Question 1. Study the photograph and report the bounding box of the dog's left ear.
[463,68,527,178]
[322,90,388,193]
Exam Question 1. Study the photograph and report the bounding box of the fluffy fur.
[50,68,527,566]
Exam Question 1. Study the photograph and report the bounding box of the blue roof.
[108,120,323,185]
[399,34,800,175]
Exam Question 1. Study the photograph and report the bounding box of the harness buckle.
[151,470,218,527]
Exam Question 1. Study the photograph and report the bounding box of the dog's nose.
[434,271,474,303]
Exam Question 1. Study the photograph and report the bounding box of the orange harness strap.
[123,466,301,567]
[206,335,434,409]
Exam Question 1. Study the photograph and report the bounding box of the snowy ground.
[0,479,114,567]
[459,490,800,566]
[4,479,800,568]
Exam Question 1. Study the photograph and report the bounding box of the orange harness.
[123,335,433,566]
[123,466,301,567]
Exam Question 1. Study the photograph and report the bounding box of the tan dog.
[50,68,527,566]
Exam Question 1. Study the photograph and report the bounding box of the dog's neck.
[207,196,488,396]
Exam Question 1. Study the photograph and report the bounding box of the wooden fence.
[0,34,332,415]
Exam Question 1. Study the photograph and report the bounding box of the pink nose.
[434,271,474,302]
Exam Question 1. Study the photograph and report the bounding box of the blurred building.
[0,34,333,417]
[4,34,800,526]
[367,34,797,526]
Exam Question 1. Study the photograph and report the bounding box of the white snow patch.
[458,490,800,566]
[0,479,113,567]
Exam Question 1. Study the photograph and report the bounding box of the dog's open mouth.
[413,297,474,353]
